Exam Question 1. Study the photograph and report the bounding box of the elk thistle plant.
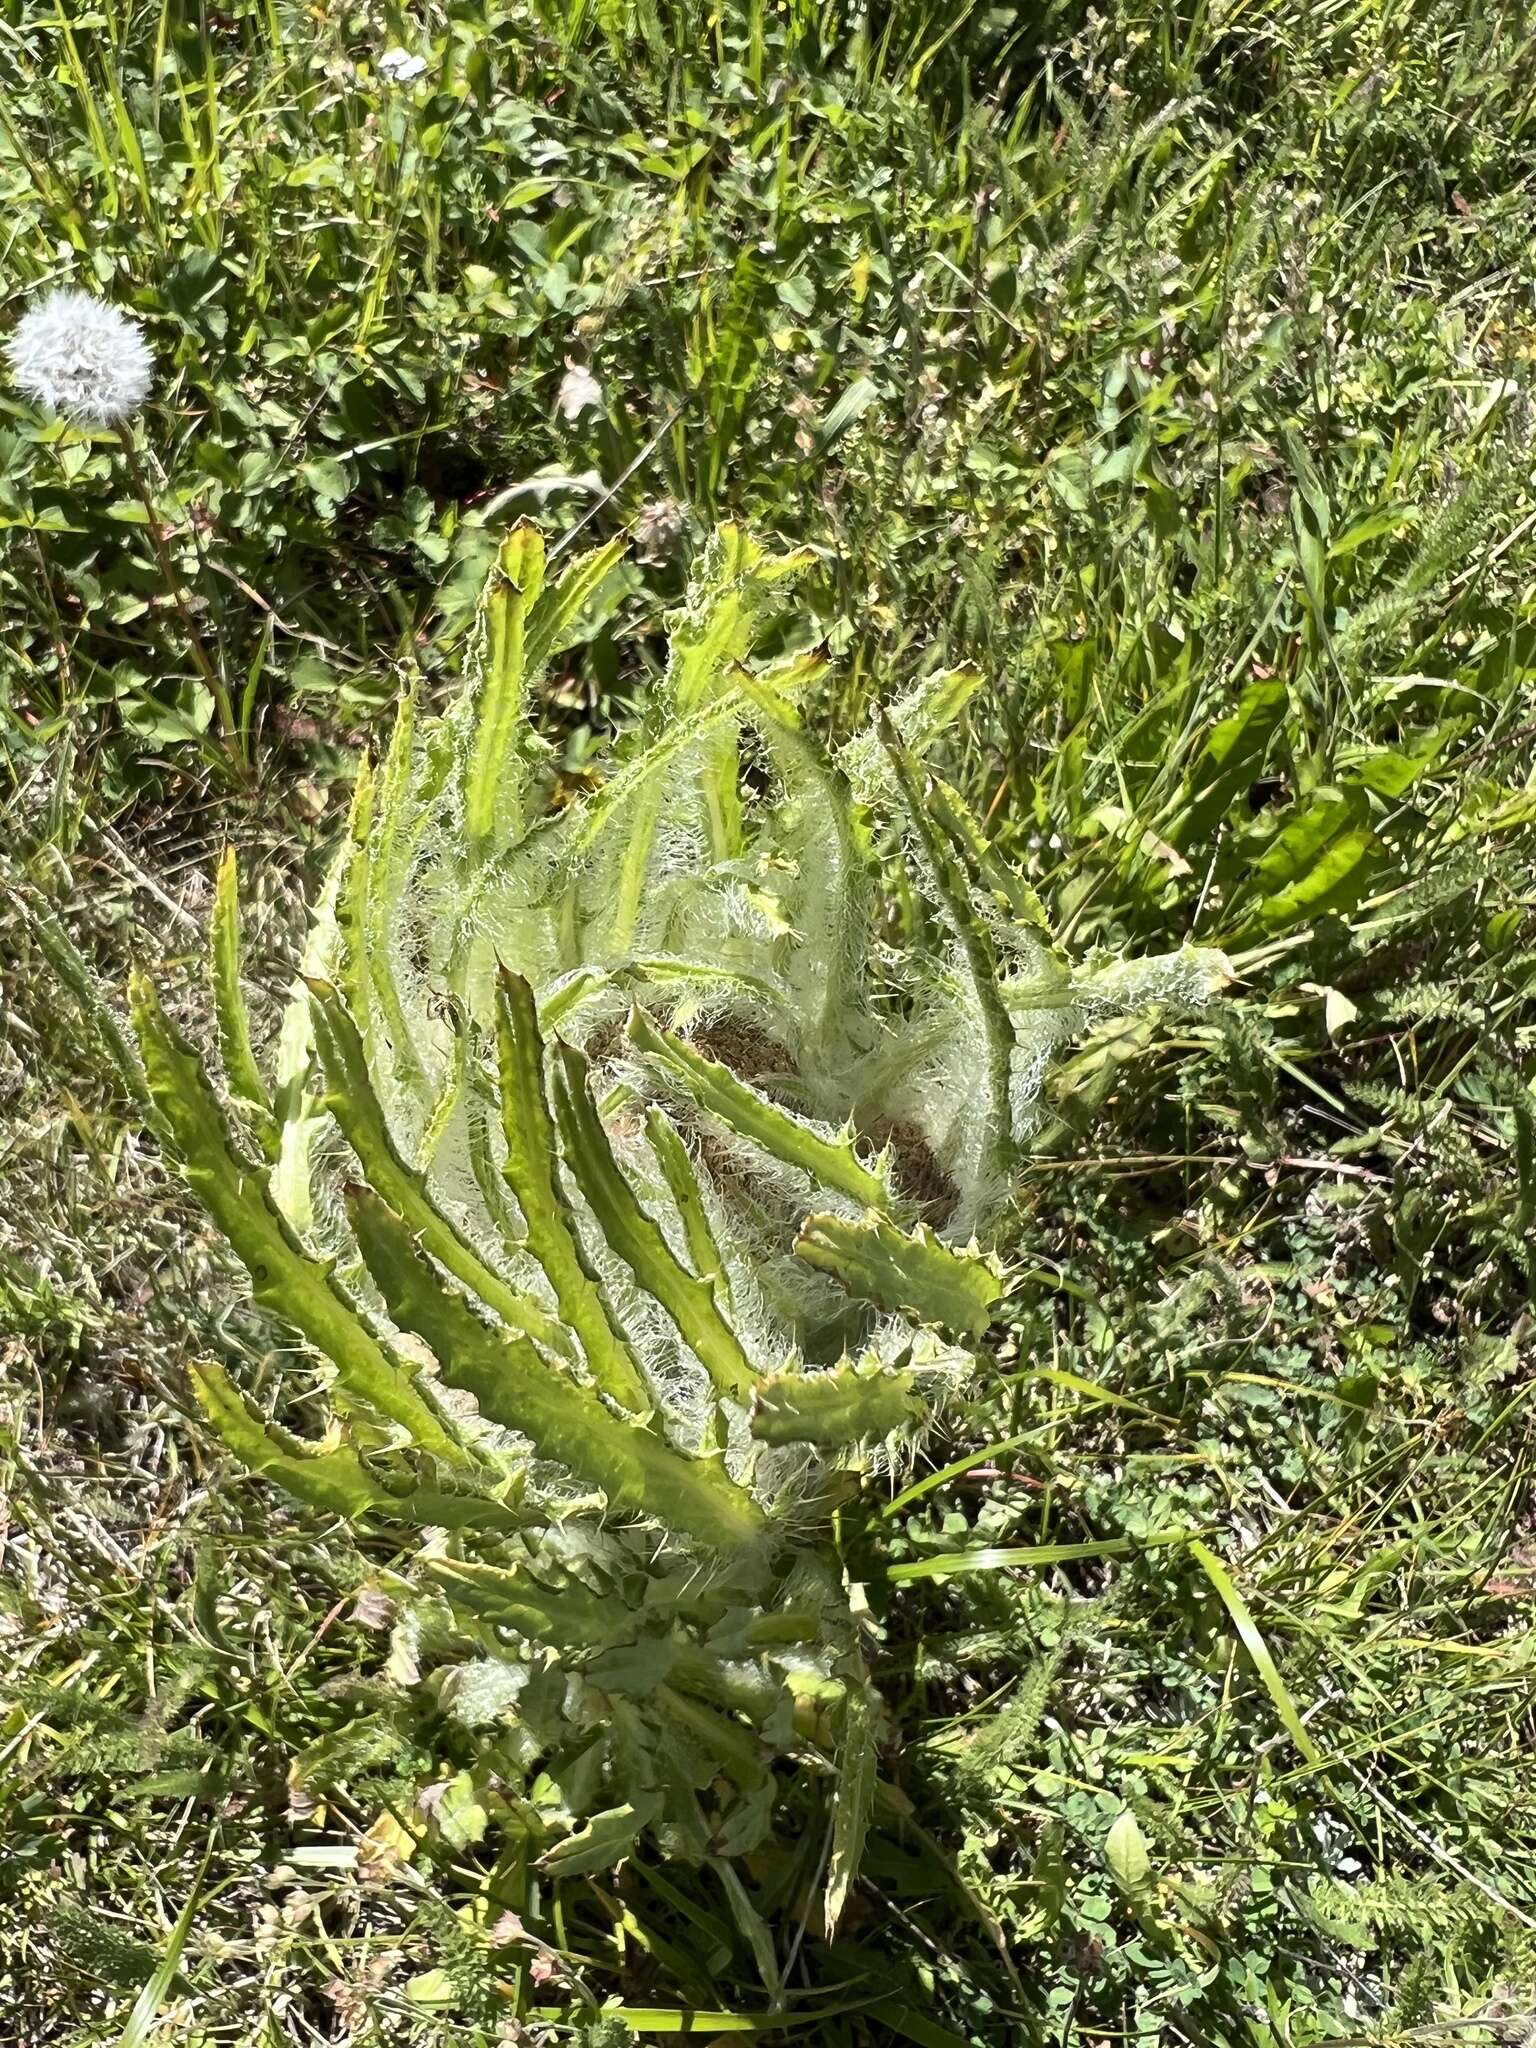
[130,525,1224,1910]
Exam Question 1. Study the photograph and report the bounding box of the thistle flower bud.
[634,496,688,565]
[7,287,153,425]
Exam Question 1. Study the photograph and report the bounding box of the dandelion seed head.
[7,288,152,424]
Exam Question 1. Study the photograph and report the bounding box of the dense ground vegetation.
[3,1,1536,2042]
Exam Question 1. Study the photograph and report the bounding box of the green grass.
[4,0,1536,2041]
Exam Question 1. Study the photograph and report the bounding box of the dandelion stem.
[117,429,245,776]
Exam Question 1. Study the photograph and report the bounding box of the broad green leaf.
[1249,791,1364,897]
[1256,825,1381,931]
[1105,1808,1153,1894]
[1170,677,1289,852]
[539,1795,662,1876]
[1341,734,1446,798]
[794,1211,1003,1340]
[429,1772,489,1849]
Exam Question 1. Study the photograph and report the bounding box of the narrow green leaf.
[522,2005,871,2034]
[628,1007,890,1211]
[113,1837,213,2048]
[737,670,868,1046]
[1188,1538,1324,1766]
[870,2005,973,2048]
[560,693,745,952]
[663,528,770,703]
[333,752,380,1060]
[26,895,151,1116]
[794,1211,1003,1340]
[817,373,880,447]
[551,1041,758,1404]
[825,1681,877,1933]
[363,690,434,1101]
[887,1527,1193,1583]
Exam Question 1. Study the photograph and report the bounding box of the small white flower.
[555,360,603,423]
[7,287,152,424]
[378,46,427,82]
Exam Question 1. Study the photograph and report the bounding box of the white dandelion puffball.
[378,46,427,82]
[555,361,603,423]
[8,288,153,425]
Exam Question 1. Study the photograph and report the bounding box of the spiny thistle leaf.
[464,523,546,852]
[626,1007,891,1211]
[493,969,652,1414]
[794,1211,1004,1341]
[210,847,278,1158]
[347,1184,765,1554]
[189,1362,521,1534]
[419,1556,635,1653]
[750,1358,922,1447]
[189,1361,389,1521]
[308,978,568,1355]
[550,1041,758,1405]
[132,974,472,1469]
